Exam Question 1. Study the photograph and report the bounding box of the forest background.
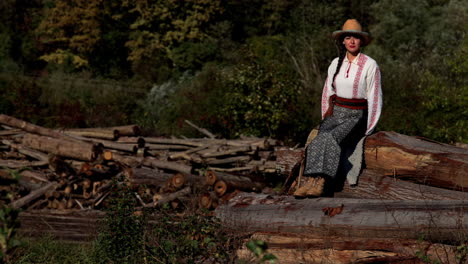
[0,0,466,145]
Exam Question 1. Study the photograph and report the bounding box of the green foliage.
[456,243,468,263]
[93,176,145,264]
[38,72,148,128]
[1,0,467,144]
[368,0,467,142]
[8,235,94,264]
[0,170,21,263]
[146,210,234,264]
[135,64,229,137]
[415,250,442,264]
[36,0,105,70]
[218,39,308,141]
[245,240,277,264]
[221,60,300,138]
[89,172,236,264]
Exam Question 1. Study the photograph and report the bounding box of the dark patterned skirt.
[304,105,367,182]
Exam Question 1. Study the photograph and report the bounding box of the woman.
[293,19,383,197]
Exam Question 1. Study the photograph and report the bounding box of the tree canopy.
[0,0,466,144]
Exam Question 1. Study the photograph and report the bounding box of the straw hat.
[332,19,371,46]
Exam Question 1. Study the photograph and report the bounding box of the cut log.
[106,152,142,167]
[205,155,251,166]
[73,136,137,153]
[275,131,468,191]
[145,144,191,151]
[145,186,192,207]
[0,159,49,168]
[1,139,49,161]
[274,147,303,175]
[365,131,468,191]
[142,157,192,175]
[169,173,186,189]
[199,192,219,209]
[111,124,141,136]
[336,169,468,200]
[0,114,65,138]
[63,129,118,140]
[0,128,23,136]
[143,137,204,147]
[204,170,264,192]
[238,233,458,264]
[214,192,468,242]
[22,133,101,161]
[184,119,216,139]
[201,146,253,158]
[128,167,173,186]
[11,181,59,209]
[18,209,105,242]
[169,145,210,160]
[214,180,229,196]
[19,170,49,183]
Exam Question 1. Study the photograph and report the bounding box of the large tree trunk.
[336,169,468,200]
[275,131,468,191]
[214,192,468,242]
[237,232,458,264]
[365,131,468,191]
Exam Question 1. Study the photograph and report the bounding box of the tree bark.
[63,129,118,140]
[107,124,140,137]
[365,131,468,191]
[11,181,59,209]
[275,131,468,191]
[22,133,101,161]
[204,170,264,196]
[0,159,49,169]
[238,232,457,264]
[2,139,49,161]
[142,157,192,175]
[337,169,468,200]
[144,186,192,207]
[128,167,174,186]
[214,192,468,242]
[0,114,64,138]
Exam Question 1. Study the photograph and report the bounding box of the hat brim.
[332,30,371,46]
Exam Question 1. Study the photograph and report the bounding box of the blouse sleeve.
[321,59,337,119]
[365,62,383,135]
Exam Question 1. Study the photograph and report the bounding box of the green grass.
[8,235,95,264]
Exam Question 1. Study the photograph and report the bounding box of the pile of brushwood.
[1,114,468,264]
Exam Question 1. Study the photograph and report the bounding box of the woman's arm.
[365,62,383,135]
[321,59,338,119]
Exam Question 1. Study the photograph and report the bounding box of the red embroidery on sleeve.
[368,67,381,130]
[352,55,368,98]
[321,77,329,117]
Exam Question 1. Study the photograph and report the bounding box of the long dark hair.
[331,41,347,91]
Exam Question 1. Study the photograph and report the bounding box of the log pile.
[1,114,467,263]
[0,114,279,212]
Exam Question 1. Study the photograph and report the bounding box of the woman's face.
[343,35,361,55]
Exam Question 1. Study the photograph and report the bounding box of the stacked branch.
[1,114,467,263]
[0,115,275,211]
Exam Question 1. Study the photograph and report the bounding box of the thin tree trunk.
[22,134,101,161]
[11,182,59,209]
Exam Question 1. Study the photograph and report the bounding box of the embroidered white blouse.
[321,52,383,135]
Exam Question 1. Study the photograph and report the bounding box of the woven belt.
[334,96,368,110]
